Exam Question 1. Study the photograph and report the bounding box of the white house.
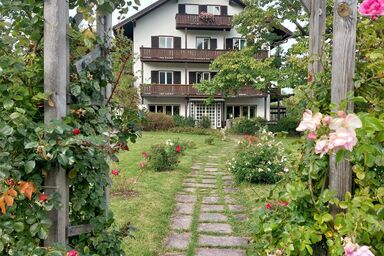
[114,0,274,129]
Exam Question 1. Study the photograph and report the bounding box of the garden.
[0,0,383,256]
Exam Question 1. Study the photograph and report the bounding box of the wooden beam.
[308,0,326,76]
[44,0,69,246]
[299,0,312,13]
[329,0,357,213]
[74,47,101,73]
[67,224,93,237]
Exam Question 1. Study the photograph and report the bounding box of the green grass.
[109,132,232,256]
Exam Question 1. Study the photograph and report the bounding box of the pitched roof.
[113,0,246,31]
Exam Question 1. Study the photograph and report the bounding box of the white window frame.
[196,72,211,83]
[159,71,173,84]
[207,5,221,15]
[196,37,210,50]
[185,4,199,14]
[148,105,180,116]
[233,38,247,50]
[159,36,173,49]
[226,105,257,119]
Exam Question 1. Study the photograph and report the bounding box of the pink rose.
[322,115,332,125]
[328,128,358,152]
[315,139,329,157]
[307,132,317,140]
[359,0,384,16]
[67,250,79,256]
[296,110,323,132]
[329,113,362,131]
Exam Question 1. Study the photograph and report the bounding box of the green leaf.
[14,222,25,232]
[0,124,13,136]
[306,245,313,255]
[0,241,3,252]
[58,153,68,166]
[24,160,36,174]
[29,223,39,236]
[10,112,21,119]
[38,227,48,239]
[3,99,14,110]
[336,150,345,163]
[25,141,39,149]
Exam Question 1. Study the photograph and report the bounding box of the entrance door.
[189,102,222,129]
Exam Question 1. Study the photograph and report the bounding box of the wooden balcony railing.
[140,48,229,63]
[140,84,267,97]
[176,14,233,30]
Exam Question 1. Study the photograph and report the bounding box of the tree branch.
[299,0,312,14]
[292,19,309,36]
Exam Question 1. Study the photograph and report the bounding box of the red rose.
[67,250,79,256]
[39,194,48,202]
[72,128,80,136]
[176,145,181,153]
[266,203,273,210]
[111,169,119,176]
[142,152,148,158]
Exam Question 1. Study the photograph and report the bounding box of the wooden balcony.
[176,14,233,30]
[140,48,229,63]
[141,84,267,98]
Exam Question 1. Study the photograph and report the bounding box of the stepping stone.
[188,174,201,178]
[198,223,232,234]
[225,196,236,204]
[176,194,196,203]
[224,188,238,193]
[199,213,228,222]
[235,214,248,221]
[176,203,194,214]
[224,180,235,185]
[183,183,215,188]
[202,196,221,204]
[171,215,192,231]
[205,167,218,172]
[165,232,191,250]
[222,176,234,181]
[183,187,197,193]
[196,248,245,256]
[201,179,216,184]
[192,165,201,170]
[183,178,197,183]
[201,204,225,212]
[198,235,249,247]
[228,205,243,212]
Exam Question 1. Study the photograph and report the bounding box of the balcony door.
[196,38,217,50]
[207,5,221,15]
[159,37,173,49]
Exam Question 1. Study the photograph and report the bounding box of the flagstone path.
[162,155,249,256]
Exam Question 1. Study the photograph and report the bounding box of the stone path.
[163,155,248,256]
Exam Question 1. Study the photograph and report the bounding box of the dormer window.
[159,37,173,48]
[207,5,221,15]
[185,4,199,14]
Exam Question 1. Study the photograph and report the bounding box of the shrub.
[145,139,189,172]
[168,127,220,136]
[198,116,211,129]
[173,115,195,127]
[230,117,265,135]
[142,112,175,131]
[268,116,300,136]
[227,129,287,184]
[204,136,215,145]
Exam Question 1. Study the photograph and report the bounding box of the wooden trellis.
[300,0,358,213]
[43,0,112,245]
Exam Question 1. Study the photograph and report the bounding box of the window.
[159,71,173,84]
[185,4,198,14]
[227,105,257,119]
[196,37,210,50]
[233,38,247,50]
[148,105,180,116]
[207,5,221,15]
[159,36,173,48]
[196,72,210,83]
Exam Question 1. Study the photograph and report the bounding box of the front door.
[189,102,222,129]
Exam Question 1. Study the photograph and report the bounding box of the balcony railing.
[141,84,267,98]
[140,48,229,63]
[176,14,233,30]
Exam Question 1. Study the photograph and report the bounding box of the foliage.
[145,139,187,172]
[230,117,265,135]
[227,130,288,184]
[268,116,300,136]
[204,136,215,145]
[198,116,212,129]
[173,115,195,128]
[142,113,176,131]
[0,0,140,255]
[168,127,220,136]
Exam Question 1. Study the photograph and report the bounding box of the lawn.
[109,131,233,256]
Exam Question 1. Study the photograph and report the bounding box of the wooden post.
[308,0,326,75]
[44,0,69,245]
[329,0,357,213]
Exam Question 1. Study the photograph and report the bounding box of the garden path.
[162,154,249,256]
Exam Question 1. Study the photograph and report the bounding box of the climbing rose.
[307,132,317,140]
[296,110,322,132]
[322,115,332,125]
[72,128,80,135]
[67,250,79,256]
[329,113,362,131]
[315,138,330,157]
[39,194,48,202]
[142,152,148,158]
[176,145,181,152]
[328,128,358,152]
[359,0,384,17]
[343,237,375,256]
[266,203,273,210]
[111,169,119,176]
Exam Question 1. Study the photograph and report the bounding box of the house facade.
[115,0,271,129]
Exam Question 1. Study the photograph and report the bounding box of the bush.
[145,139,190,172]
[230,117,265,135]
[142,112,175,131]
[173,115,195,127]
[268,116,300,136]
[204,136,215,145]
[168,127,220,136]
[198,116,211,129]
[227,129,287,184]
